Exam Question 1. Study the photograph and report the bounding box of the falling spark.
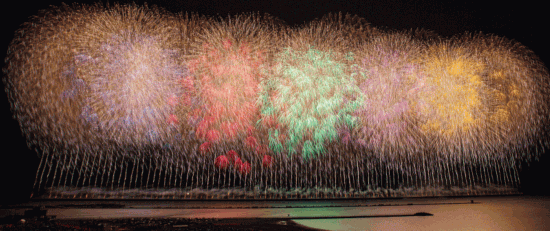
[3,3,548,199]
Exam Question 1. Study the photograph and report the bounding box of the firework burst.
[346,31,428,156]
[185,13,283,156]
[407,32,550,161]
[3,3,198,154]
[258,14,373,159]
[451,33,550,161]
[3,3,549,198]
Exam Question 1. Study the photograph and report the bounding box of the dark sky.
[1,0,549,204]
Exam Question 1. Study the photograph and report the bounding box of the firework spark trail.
[258,14,374,159]
[414,43,488,154]
[3,3,549,198]
[80,35,176,145]
[189,41,265,150]
[411,34,550,163]
[457,33,550,162]
[75,21,190,150]
[182,14,282,182]
[4,3,197,155]
[347,32,428,157]
[260,47,361,159]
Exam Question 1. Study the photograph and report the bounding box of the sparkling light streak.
[3,3,549,198]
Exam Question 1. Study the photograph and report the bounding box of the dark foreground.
[0,217,325,231]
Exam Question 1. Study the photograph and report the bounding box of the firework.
[3,3,207,154]
[4,3,549,199]
[261,50,357,158]
[347,31,428,156]
[186,13,283,155]
[410,33,550,161]
[451,33,549,161]
[256,14,377,159]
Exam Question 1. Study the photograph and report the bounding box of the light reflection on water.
[293,196,550,230]
[37,196,549,230]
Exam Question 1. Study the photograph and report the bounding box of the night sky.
[1,0,549,204]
